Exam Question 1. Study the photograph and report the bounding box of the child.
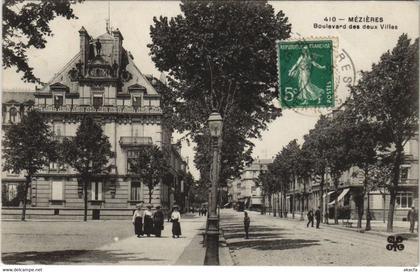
[244,211,250,239]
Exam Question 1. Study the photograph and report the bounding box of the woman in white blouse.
[132,203,144,237]
[171,205,182,238]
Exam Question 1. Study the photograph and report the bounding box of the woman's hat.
[173,204,179,209]
[147,204,153,209]
[156,205,161,209]
[136,203,142,208]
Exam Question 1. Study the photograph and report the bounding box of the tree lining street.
[220,209,418,266]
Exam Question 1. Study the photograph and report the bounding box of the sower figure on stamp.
[307,209,314,228]
[171,205,182,238]
[153,205,165,237]
[407,206,418,233]
[288,45,326,104]
[132,202,144,238]
[244,211,251,239]
[315,206,321,229]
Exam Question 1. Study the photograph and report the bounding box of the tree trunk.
[149,186,153,204]
[366,193,372,231]
[273,194,276,217]
[83,178,88,222]
[356,195,364,229]
[278,193,282,218]
[334,180,339,225]
[319,174,325,223]
[21,176,31,221]
[364,168,371,231]
[387,142,404,232]
[292,175,296,219]
[283,191,288,217]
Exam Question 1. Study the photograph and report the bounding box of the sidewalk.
[2,213,208,265]
[81,213,208,265]
[252,210,418,239]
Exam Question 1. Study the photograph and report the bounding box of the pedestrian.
[307,209,314,228]
[171,205,182,238]
[153,205,165,237]
[407,206,418,233]
[143,204,154,237]
[244,211,250,239]
[315,206,321,229]
[198,207,202,216]
[132,203,144,238]
[203,208,207,217]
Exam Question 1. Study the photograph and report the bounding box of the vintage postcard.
[1,1,418,272]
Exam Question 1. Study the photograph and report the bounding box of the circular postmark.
[277,32,356,117]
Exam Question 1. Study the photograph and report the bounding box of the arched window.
[9,107,17,123]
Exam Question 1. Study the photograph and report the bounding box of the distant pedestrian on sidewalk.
[171,205,182,238]
[144,205,154,237]
[132,203,144,237]
[315,207,321,229]
[407,206,418,233]
[244,211,250,239]
[307,209,314,228]
[153,205,165,237]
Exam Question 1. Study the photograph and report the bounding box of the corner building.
[2,27,182,220]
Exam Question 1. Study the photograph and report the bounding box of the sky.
[2,1,418,179]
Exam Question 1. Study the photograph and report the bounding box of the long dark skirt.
[134,217,143,236]
[154,220,164,237]
[172,219,182,236]
[144,215,154,236]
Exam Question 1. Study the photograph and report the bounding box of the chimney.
[79,26,89,75]
[112,28,124,66]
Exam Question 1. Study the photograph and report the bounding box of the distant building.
[228,158,273,210]
[265,135,419,221]
[1,27,190,220]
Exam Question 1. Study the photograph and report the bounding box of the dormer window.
[92,94,103,109]
[132,95,141,108]
[9,107,17,123]
[54,95,63,109]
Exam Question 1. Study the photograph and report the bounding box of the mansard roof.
[36,28,158,96]
[2,91,34,104]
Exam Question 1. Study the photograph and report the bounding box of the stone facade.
[264,136,419,221]
[1,27,189,220]
[228,158,273,210]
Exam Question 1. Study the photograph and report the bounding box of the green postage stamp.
[277,39,334,108]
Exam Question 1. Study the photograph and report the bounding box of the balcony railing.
[33,105,162,115]
[400,178,418,186]
[120,136,153,148]
[53,136,75,143]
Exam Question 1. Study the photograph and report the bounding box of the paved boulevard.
[220,209,418,266]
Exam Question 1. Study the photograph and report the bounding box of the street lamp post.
[204,111,223,265]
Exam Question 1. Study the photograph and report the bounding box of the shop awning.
[328,188,350,206]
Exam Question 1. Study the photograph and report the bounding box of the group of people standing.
[306,207,321,228]
[198,207,208,216]
[132,203,182,238]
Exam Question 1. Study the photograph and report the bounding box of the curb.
[243,210,418,240]
[260,213,419,240]
[219,228,235,266]
[321,222,419,240]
